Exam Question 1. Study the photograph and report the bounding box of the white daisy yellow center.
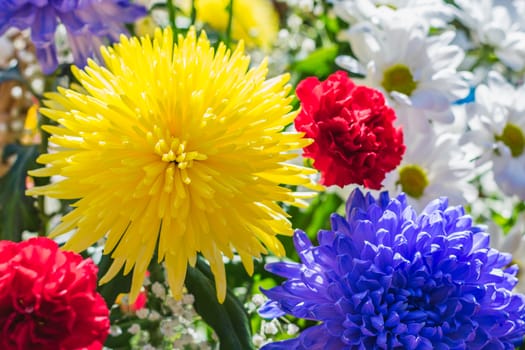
[495,123,524,158]
[397,164,429,199]
[382,63,417,96]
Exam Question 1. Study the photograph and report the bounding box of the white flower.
[160,319,177,337]
[135,308,149,319]
[333,0,455,28]
[381,129,478,211]
[109,325,123,337]
[167,297,184,314]
[148,310,161,321]
[0,31,15,67]
[151,281,166,299]
[262,320,280,335]
[182,293,195,305]
[251,293,266,306]
[336,16,470,130]
[454,0,525,71]
[286,323,300,335]
[461,71,525,199]
[489,215,525,293]
[252,334,267,347]
[127,323,141,335]
[331,129,478,211]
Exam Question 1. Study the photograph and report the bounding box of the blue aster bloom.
[259,188,525,349]
[0,0,147,74]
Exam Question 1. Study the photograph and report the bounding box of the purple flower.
[260,188,525,349]
[0,0,146,74]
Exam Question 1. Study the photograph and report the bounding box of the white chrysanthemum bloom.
[454,0,525,71]
[461,71,525,199]
[336,16,470,130]
[434,102,470,136]
[330,128,478,211]
[333,0,454,28]
[381,129,478,211]
[488,215,525,293]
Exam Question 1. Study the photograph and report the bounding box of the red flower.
[294,71,405,189]
[117,288,148,314]
[0,237,110,350]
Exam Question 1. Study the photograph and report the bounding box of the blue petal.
[35,44,58,74]
[261,338,301,350]
[52,0,80,12]
[293,229,312,253]
[30,6,58,46]
[265,261,302,279]
[258,300,286,319]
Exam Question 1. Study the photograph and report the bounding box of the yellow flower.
[179,0,279,49]
[27,27,317,302]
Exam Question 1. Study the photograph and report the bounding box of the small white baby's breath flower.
[136,308,149,319]
[251,294,266,306]
[252,334,267,347]
[263,320,279,335]
[182,293,195,305]
[148,310,161,321]
[127,323,141,335]
[286,323,300,335]
[151,282,166,299]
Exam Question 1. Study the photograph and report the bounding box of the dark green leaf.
[97,254,133,308]
[0,143,41,241]
[185,258,255,350]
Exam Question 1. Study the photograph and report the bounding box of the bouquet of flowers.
[2,0,525,349]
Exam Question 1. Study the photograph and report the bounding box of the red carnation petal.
[0,237,110,350]
[294,70,405,189]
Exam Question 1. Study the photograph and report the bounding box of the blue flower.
[0,0,146,74]
[259,188,525,349]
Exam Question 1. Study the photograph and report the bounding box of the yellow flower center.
[27,27,319,303]
[147,126,207,185]
[495,123,525,157]
[381,64,417,96]
[397,165,429,199]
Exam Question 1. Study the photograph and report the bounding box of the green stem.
[190,0,197,25]
[468,44,498,71]
[225,0,234,47]
[167,0,178,37]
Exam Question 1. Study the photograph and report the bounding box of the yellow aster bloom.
[178,0,279,49]
[27,27,318,302]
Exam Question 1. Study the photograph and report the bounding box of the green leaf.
[185,258,255,350]
[292,45,339,80]
[97,254,133,308]
[289,192,344,239]
[320,13,340,37]
[0,143,41,241]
